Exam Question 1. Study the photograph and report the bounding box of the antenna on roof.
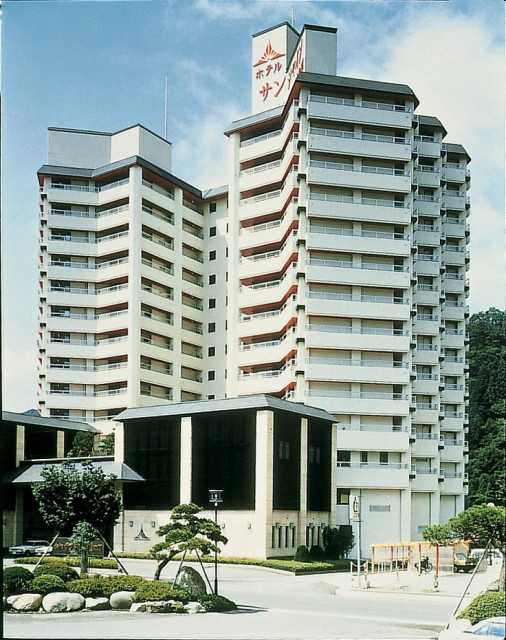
[164,74,168,140]
[291,4,295,27]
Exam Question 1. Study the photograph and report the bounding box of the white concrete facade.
[36,21,469,557]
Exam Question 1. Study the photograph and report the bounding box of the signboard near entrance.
[350,496,361,522]
[52,537,104,558]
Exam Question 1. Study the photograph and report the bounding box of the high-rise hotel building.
[37,22,470,550]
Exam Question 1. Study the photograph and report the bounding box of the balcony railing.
[309,159,408,176]
[337,462,408,470]
[240,159,281,176]
[310,126,406,145]
[309,191,406,209]
[309,225,407,240]
[241,130,281,148]
[308,390,408,400]
[309,258,408,273]
[142,179,174,199]
[309,94,409,112]
[142,205,174,225]
[305,324,407,336]
[238,360,295,379]
[307,357,407,368]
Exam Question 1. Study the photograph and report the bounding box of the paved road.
[4,558,493,639]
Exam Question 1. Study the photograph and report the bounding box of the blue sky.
[2,0,504,410]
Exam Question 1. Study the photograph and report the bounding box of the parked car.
[8,539,52,556]
[441,617,506,639]
[469,549,503,561]
[454,552,478,573]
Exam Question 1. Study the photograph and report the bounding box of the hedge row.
[13,556,117,569]
[113,552,349,573]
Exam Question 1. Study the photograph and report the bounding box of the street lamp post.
[209,489,223,595]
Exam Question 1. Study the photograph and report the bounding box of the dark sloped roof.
[2,411,97,433]
[296,72,419,106]
[417,114,447,136]
[225,106,283,136]
[202,185,228,200]
[117,394,337,423]
[443,142,471,160]
[4,458,144,484]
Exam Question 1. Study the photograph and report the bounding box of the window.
[337,450,351,467]
[369,505,391,512]
[225,247,229,257]
[207,395,215,400]
[208,371,215,381]
[279,440,290,460]
[208,323,216,333]
[209,250,216,261]
[209,298,216,309]
[309,446,320,464]
[360,451,368,463]
[208,346,215,357]
[209,201,217,213]
[379,452,389,465]
[291,526,296,547]
[271,526,277,549]
[336,488,350,505]
[209,274,216,285]
[209,226,216,237]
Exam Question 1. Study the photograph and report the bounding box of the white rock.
[130,602,146,613]
[6,594,42,612]
[184,601,205,614]
[42,592,85,613]
[109,591,135,610]
[85,597,109,611]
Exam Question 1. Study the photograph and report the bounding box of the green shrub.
[67,576,107,598]
[294,545,310,562]
[199,594,237,612]
[3,566,33,595]
[458,592,505,624]
[33,562,79,582]
[31,574,66,595]
[14,556,116,569]
[133,581,190,604]
[68,575,147,598]
[309,545,325,560]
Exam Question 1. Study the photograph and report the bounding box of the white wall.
[48,130,111,168]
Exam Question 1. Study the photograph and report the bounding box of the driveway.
[4,558,499,639]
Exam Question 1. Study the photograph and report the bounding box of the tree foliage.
[448,504,505,551]
[323,525,354,559]
[68,431,95,457]
[96,433,115,455]
[422,523,456,546]
[150,503,227,580]
[468,308,506,506]
[32,460,121,535]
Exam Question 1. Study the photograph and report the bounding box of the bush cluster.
[33,562,79,582]
[133,581,190,604]
[198,594,237,612]
[30,574,66,595]
[3,566,33,596]
[458,592,505,625]
[67,575,147,599]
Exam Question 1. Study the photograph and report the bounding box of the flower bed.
[13,556,117,569]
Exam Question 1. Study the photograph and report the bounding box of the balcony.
[412,404,439,423]
[308,128,412,161]
[239,172,298,221]
[238,270,296,309]
[307,390,409,416]
[239,105,297,162]
[443,248,467,267]
[413,286,440,306]
[412,317,440,335]
[409,467,439,491]
[412,377,440,395]
[439,473,464,494]
[336,462,409,489]
[414,167,441,188]
[307,160,411,193]
[307,94,413,129]
[442,164,466,183]
[305,358,409,385]
[442,303,466,321]
[413,346,440,366]
[413,136,440,157]
[236,361,296,395]
[413,226,441,247]
[238,301,296,339]
[47,336,128,360]
[443,220,466,238]
[306,259,410,289]
[411,435,439,457]
[443,275,466,294]
[47,363,128,386]
[239,237,297,280]
[440,442,464,462]
[413,196,441,217]
[239,136,298,191]
[305,325,410,353]
[441,359,465,376]
[308,192,411,225]
[442,332,465,349]
[239,204,297,251]
[306,291,410,322]
[142,179,175,212]
[442,192,466,210]
[441,414,465,430]
[336,426,409,452]
[237,335,296,367]
[306,226,411,258]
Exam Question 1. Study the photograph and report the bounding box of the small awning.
[4,460,145,484]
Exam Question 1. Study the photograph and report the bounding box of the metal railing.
[309,159,408,176]
[309,126,406,145]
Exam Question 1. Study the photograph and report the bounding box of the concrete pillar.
[400,489,411,541]
[180,416,192,504]
[15,424,25,465]
[13,488,23,545]
[330,422,338,527]
[56,430,65,458]
[299,417,308,547]
[254,410,274,558]
[114,422,124,464]
[430,491,440,525]
[126,165,143,408]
